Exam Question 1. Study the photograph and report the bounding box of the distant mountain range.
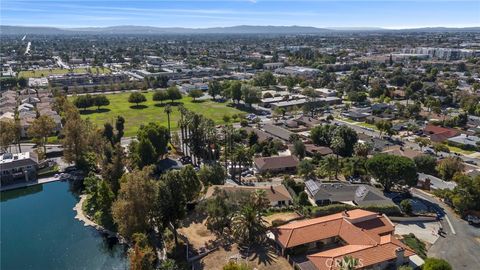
[1,25,479,35]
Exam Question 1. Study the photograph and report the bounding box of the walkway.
[0,176,60,192]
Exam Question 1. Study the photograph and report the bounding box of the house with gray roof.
[447,134,480,149]
[262,123,293,141]
[0,152,38,185]
[304,180,394,207]
[417,173,457,191]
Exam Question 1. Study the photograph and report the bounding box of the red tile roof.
[254,155,299,171]
[424,124,459,142]
[273,209,413,270]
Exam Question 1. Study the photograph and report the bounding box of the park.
[19,67,111,78]
[69,91,245,137]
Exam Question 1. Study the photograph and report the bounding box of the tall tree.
[155,170,188,247]
[166,86,182,103]
[164,104,172,138]
[0,120,16,153]
[208,80,222,100]
[28,115,56,156]
[128,92,147,107]
[152,90,169,105]
[62,102,89,165]
[115,116,125,143]
[229,81,242,104]
[241,85,261,108]
[366,154,417,191]
[189,89,203,101]
[93,95,110,110]
[112,167,156,240]
[231,190,269,247]
[436,157,465,181]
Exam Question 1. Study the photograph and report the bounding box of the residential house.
[304,180,395,207]
[423,124,459,142]
[272,209,417,270]
[254,155,299,174]
[382,145,424,159]
[262,124,294,142]
[417,173,457,191]
[0,152,39,185]
[447,134,480,150]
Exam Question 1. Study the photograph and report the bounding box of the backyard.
[19,67,111,78]
[68,91,245,137]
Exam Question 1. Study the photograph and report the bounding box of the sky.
[1,0,479,29]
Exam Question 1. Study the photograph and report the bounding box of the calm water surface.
[1,181,128,270]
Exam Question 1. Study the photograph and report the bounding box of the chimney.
[270,185,275,193]
[395,247,405,267]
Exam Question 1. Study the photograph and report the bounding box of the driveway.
[410,188,480,269]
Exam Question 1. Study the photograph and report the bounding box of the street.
[411,188,480,269]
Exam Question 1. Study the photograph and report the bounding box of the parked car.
[467,215,480,225]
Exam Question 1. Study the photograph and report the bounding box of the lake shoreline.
[73,194,128,245]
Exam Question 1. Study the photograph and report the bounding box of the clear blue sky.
[1,0,479,29]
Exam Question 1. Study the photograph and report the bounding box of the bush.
[402,233,427,259]
[400,199,413,215]
[240,119,249,127]
[310,203,402,218]
[271,219,288,227]
[422,258,452,270]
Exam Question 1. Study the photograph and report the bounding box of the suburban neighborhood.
[1,3,480,270]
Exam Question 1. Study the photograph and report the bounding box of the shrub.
[400,199,413,215]
[422,258,452,270]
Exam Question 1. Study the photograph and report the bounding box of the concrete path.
[0,176,60,192]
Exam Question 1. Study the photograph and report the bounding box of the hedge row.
[307,203,402,217]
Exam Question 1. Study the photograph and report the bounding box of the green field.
[19,67,111,78]
[69,92,245,137]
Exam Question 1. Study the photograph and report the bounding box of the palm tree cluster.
[177,105,219,165]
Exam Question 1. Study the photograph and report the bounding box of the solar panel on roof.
[305,180,319,194]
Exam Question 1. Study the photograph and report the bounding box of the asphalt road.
[410,188,480,269]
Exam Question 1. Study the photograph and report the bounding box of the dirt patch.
[264,212,301,226]
[195,244,291,270]
[178,220,216,250]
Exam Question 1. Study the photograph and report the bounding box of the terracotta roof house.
[423,124,459,142]
[204,184,293,207]
[272,209,417,270]
[253,155,299,174]
[381,146,424,159]
[288,144,333,157]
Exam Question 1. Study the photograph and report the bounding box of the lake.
[1,181,128,270]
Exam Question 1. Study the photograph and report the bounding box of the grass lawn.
[446,145,475,155]
[338,117,379,130]
[401,233,427,259]
[19,67,111,78]
[69,91,245,137]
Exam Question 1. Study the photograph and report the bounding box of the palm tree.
[353,142,372,158]
[330,136,345,179]
[164,104,172,138]
[319,155,338,180]
[232,145,252,184]
[231,191,268,247]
